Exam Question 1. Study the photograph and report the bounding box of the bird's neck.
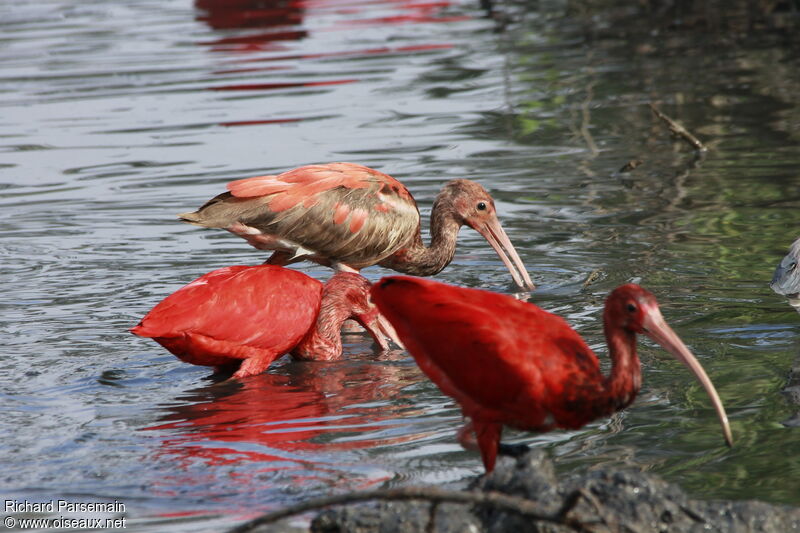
[293,294,348,361]
[382,203,460,276]
[601,323,642,412]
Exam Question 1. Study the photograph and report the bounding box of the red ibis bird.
[131,265,392,378]
[771,237,800,312]
[178,162,534,291]
[371,276,733,472]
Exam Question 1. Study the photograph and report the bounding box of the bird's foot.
[497,442,530,458]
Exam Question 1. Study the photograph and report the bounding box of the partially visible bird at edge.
[771,236,800,312]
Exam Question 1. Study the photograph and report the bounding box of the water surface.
[2,0,800,530]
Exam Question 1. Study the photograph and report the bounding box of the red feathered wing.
[370,276,604,431]
[132,265,323,366]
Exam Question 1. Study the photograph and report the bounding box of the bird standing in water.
[178,162,534,291]
[131,265,393,378]
[371,276,733,472]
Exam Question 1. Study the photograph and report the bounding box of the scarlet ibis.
[178,162,534,291]
[771,237,800,311]
[371,276,733,472]
[131,265,391,378]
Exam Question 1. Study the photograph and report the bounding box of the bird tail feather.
[177,211,205,226]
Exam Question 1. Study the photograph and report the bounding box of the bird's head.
[325,272,398,351]
[605,283,733,447]
[438,179,498,225]
[435,179,535,291]
[604,283,660,334]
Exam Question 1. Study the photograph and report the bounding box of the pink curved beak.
[471,216,535,291]
[355,311,404,351]
[642,307,733,447]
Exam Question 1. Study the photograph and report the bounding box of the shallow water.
[2,0,800,530]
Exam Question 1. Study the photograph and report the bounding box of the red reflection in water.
[194,0,466,124]
[196,0,470,51]
[196,0,308,52]
[144,352,425,478]
[197,0,305,31]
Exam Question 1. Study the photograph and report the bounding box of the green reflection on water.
[482,1,800,506]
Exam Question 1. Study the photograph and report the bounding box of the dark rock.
[311,450,800,533]
[470,449,567,533]
[311,500,481,533]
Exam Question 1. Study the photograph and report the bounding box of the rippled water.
[2,0,800,530]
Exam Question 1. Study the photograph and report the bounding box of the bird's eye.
[477,202,487,211]
[790,261,797,272]
[626,303,637,313]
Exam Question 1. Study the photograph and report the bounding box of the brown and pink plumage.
[178,162,534,290]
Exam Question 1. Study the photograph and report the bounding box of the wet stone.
[311,500,482,533]
[310,451,800,533]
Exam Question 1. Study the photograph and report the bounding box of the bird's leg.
[456,420,479,451]
[456,419,503,472]
[473,420,502,473]
[332,262,359,274]
[458,420,529,461]
[232,353,279,378]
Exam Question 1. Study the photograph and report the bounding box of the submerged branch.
[649,103,707,152]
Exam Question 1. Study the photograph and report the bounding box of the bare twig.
[226,486,586,533]
[582,269,602,288]
[618,159,643,173]
[649,103,707,152]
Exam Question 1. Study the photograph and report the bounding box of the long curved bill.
[642,308,733,447]
[473,216,535,291]
[357,311,405,351]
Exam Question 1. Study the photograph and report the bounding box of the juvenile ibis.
[371,276,733,472]
[178,162,534,291]
[131,265,391,378]
[771,237,800,311]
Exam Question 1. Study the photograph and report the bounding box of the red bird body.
[178,162,534,291]
[371,276,733,472]
[131,265,390,378]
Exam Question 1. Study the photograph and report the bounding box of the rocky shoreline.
[303,450,800,533]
